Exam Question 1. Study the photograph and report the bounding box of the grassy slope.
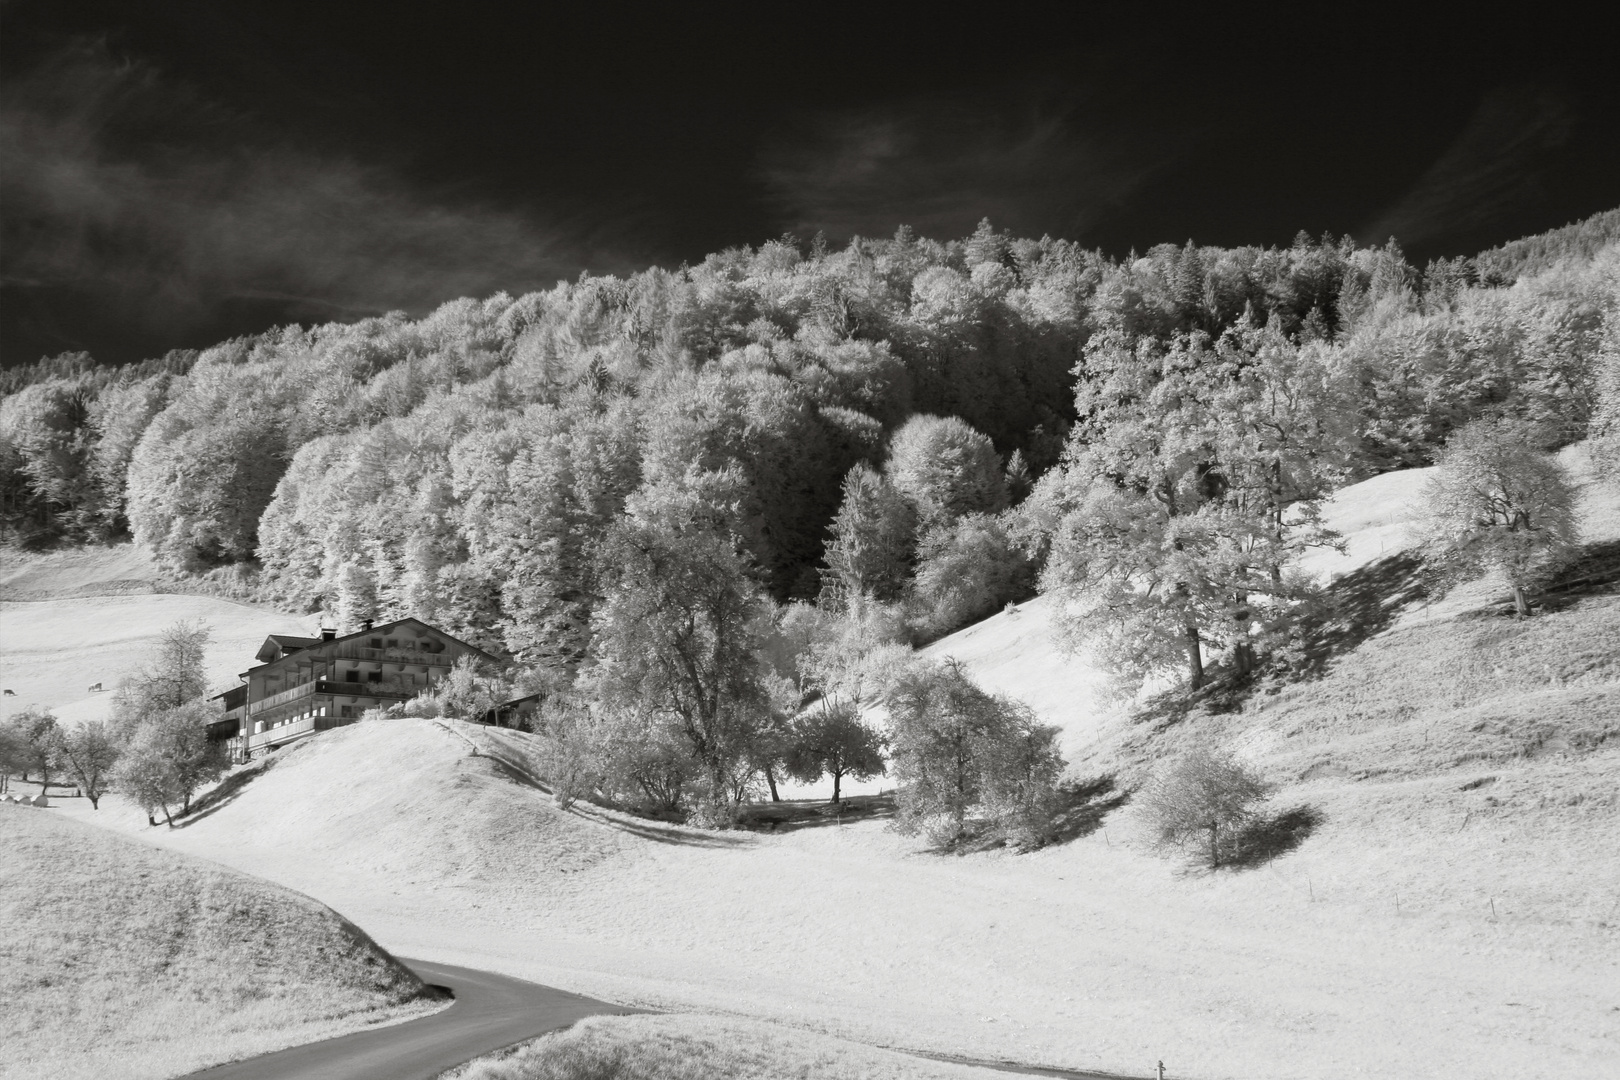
[0,545,313,726]
[58,704,1619,1080]
[0,804,440,1080]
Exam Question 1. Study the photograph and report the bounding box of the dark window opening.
[367,671,381,683]
[345,670,359,682]
[340,705,354,718]
[370,638,382,649]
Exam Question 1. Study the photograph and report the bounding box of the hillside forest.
[4,210,1619,828]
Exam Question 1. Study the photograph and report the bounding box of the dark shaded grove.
[4,211,1618,660]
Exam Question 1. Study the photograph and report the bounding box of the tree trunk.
[831,768,842,804]
[1512,584,1529,618]
[87,793,100,810]
[763,764,781,803]
[1209,822,1219,869]
[1234,641,1255,676]
[161,803,175,828]
[1186,625,1205,689]
[1233,596,1253,675]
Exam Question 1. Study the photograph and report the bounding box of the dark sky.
[3,0,1617,367]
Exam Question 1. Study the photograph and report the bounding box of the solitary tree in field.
[1139,747,1271,869]
[1414,419,1577,617]
[783,704,887,804]
[50,720,121,809]
[1040,326,1343,693]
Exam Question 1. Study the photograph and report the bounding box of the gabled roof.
[251,617,505,676]
[338,617,506,664]
[255,634,322,664]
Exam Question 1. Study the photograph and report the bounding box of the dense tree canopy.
[3,212,1616,776]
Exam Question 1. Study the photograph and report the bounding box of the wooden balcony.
[249,680,316,715]
[327,643,453,667]
[317,677,417,698]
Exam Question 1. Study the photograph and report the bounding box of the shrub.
[1138,747,1271,868]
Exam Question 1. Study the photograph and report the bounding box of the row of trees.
[0,622,226,823]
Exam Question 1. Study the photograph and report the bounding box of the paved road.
[182,959,636,1080]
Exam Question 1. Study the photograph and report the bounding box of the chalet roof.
[254,634,322,664]
[249,617,505,677]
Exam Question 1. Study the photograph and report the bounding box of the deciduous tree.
[50,720,121,809]
[783,704,886,804]
[3,707,60,795]
[585,476,774,823]
[885,414,1008,531]
[1413,418,1578,616]
[887,660,1062,846]
[112,621,210,737]
[114,702,227,824]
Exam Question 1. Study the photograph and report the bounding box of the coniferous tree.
[820,463,916,608]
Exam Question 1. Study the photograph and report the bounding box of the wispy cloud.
[1361,85,1577,249]
[1,43,601,353]
[758,94,1162,243]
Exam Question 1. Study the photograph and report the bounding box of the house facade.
[211,617,501,761]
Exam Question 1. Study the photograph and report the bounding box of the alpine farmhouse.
[210,617,501,760]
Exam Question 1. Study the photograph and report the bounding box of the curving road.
[181,959,637,1080]
[181,958,1137,1080]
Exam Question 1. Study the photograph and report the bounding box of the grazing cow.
[2,689,13,696]
[88,682,103,693]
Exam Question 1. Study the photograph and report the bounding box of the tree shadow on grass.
[737,794,896,833]
[1286,551,1430,679]
[1045,775,1131,847]
[1530,539,1620,612]
[1131,553,1430,732]
[1221,805,1323,870]
[173,757,278,828]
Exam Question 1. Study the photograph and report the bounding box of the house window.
[367,670,381,683]
[340,705,354,718]
[386,638,398,648]
[345,670,359,682]
[370,638,382,649]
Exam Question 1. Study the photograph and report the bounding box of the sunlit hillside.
[56,674,1619,1080]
